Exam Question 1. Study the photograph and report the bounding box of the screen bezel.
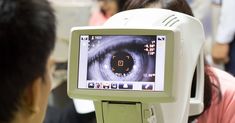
[68,28,175,103]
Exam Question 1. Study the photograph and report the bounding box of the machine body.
[68,9,205,123]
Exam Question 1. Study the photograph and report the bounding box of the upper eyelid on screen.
[88,36,151,60]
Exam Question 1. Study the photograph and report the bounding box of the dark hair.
[116,0,126,12]
[121,0,221,122]
[0,0,56,122]
[123,0,193,16]
[161,0,194,16]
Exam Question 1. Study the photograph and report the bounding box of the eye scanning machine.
[68,8,205,123]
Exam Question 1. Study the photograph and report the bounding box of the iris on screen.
[87,36,156,82]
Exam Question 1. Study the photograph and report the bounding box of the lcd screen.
[78,35,166,91]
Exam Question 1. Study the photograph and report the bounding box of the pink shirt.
[197,68,235,123]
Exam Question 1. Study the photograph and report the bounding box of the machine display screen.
[78,35,166,91]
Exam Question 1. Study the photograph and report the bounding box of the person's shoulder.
[211,67,235,104]
[210,67,235,122]
[211,67,235,89]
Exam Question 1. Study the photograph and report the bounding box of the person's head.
[122,0,193,16]
[0,0,55,123]
[98,0,126,17]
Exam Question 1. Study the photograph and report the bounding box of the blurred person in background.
[89,0,125,26]
[0,0,56,123]
[211,0,235,76]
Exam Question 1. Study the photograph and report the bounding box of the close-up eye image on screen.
[87,36,156,82]
[78,35,166,91]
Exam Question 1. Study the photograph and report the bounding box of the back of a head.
[0,0,55,122]
[162,0,193,16]
[122,0,194,16]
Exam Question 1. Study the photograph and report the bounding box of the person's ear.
[21,77,43,117]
